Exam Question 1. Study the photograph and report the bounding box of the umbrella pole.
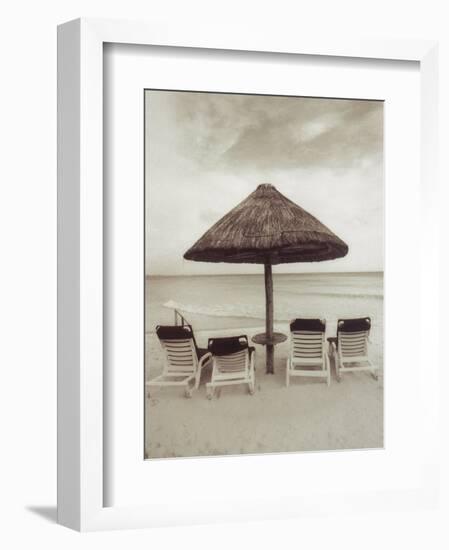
[264,261,274,374]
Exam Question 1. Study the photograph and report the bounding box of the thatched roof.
[184,184,348,265]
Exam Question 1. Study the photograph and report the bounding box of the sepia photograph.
[144,90,383,459]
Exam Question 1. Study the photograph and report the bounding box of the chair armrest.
[327,339,337,355]
[249,348,256,370]
[198,352,212,369]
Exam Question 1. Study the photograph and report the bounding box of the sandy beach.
[145,323,383,459]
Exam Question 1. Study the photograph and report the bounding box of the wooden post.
[264,261,274,374]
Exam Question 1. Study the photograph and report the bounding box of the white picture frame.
[57,17,440,531]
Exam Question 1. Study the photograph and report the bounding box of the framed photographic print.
[144,89,383,460]
[58,18,440,531]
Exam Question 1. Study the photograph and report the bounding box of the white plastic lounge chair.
[146,325,212,398]
[206,335,255,399]
[333,317,378,381]
[286,318,330,387]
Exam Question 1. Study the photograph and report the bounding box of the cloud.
[170,93,383,174]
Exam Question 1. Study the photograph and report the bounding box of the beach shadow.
[26,505,57,523]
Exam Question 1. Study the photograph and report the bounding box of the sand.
[145,324,383,459]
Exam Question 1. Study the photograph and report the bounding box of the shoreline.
[145,272,384,334]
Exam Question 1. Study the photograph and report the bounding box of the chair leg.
[335,354,341,382]
[326,355,330,386]
[194,371,201,390]
[286,358,290,387]
[206,384,214,400]
[248,368,255,395]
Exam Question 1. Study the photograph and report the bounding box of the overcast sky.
[145,90,383,276]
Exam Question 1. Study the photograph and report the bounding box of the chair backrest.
[208,335,249,374]
[337,317,370,358]
[156,325,197,374]
[289,318,326,359]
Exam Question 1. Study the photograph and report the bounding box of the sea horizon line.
[146,270,384,279]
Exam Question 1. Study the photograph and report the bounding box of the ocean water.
[145,272,383,343]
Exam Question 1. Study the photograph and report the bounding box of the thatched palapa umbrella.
[184,184,348,374]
